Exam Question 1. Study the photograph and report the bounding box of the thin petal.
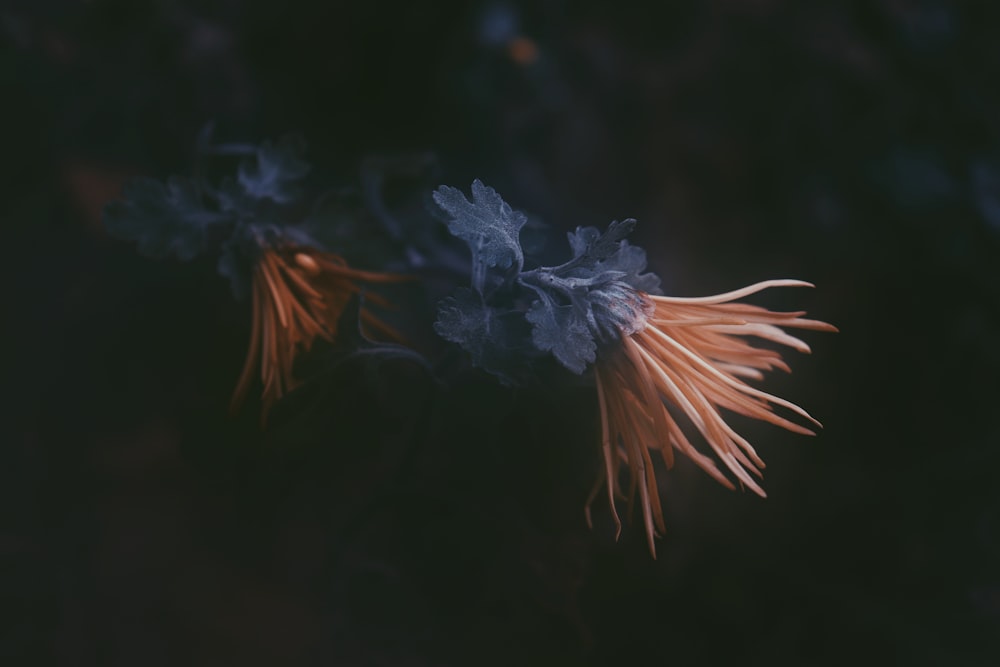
[647,279,814,305]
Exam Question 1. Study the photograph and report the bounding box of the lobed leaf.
[435,287,531,383]
[237,136,311,204]
[525,299,596,375]
[432,179,527,273]
[103,176,230,261]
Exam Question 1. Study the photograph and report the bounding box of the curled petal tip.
[766,279,815,289]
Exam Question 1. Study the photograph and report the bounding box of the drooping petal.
[590,280,834,557]
[231,245,406,424]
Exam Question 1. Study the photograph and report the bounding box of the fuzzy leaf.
[432,179,527,271]
[519,217,660,354]
[435,287,530,383]
[567,219,636,264]
[237,137,311,204]
[566,222,661,294]
[103,176,230,261]
[566,226,600,258]
[525,300,596,374]
[591,243,661,294]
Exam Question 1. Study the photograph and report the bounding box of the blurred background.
[3,0,999,664]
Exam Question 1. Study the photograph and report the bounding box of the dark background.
[4,1,999,664]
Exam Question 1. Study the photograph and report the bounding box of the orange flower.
[230,244,405,423]
[585,279,837,557]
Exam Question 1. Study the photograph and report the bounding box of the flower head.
[587,280,837,557]
[230,242,405,423]
[102,136,418,424]
[430,181,835,556]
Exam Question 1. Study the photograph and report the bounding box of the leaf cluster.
[432,181,661,379]
[104,137,315,296]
